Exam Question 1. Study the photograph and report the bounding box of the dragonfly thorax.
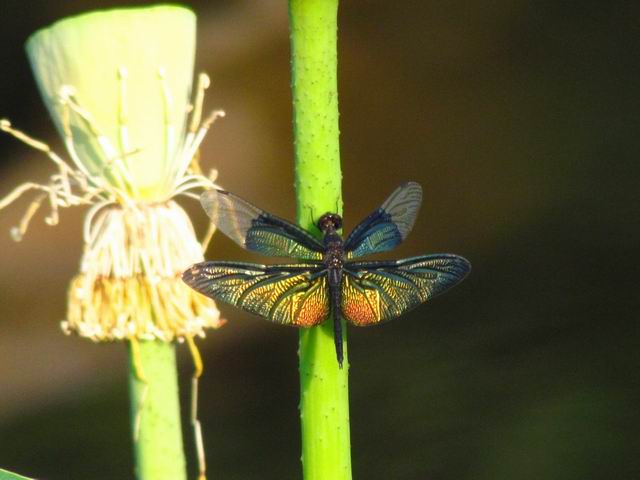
[319,212,345,284]
[322,230,344,287]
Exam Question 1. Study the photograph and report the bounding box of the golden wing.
[341,254,470,326]
[183,261,329,327]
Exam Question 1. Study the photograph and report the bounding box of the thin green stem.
[289,0,352,479]
[128,341,187,480]
[0,468,34,480]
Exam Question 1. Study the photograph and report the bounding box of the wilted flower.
[0,5,224,342]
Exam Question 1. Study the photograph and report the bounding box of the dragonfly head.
[317,212,342,233]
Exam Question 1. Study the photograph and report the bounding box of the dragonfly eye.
[318,213,342,232]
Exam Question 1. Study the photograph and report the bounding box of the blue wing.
[201,189,324,261]
[344,182,422,258]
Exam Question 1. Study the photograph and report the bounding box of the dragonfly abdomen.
[330,281,344,368]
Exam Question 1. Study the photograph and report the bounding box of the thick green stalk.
[128,341,186,480]
[289,0,352,479]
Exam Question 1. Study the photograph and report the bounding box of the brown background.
[0,1,638,479]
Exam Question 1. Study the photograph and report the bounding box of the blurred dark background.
[0,1,638,479]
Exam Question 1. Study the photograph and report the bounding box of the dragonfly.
[182,182,470,367]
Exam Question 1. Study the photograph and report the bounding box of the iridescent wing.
[344,182,423,258]
[341,254,470,326]
[200,189,324,261]
[183,261,329,327]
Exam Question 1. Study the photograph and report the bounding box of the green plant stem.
[0,468,34,480]
[128,341,186,480]
[289,0,352,479]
